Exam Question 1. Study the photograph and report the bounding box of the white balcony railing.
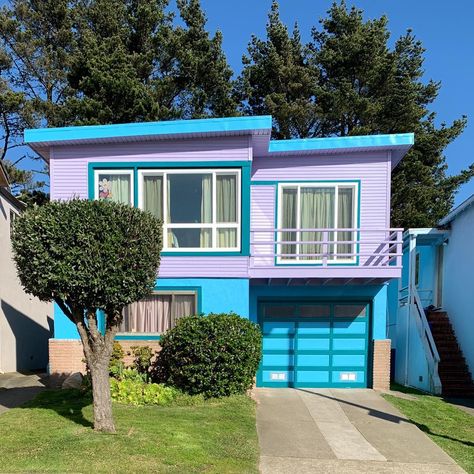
[250,228,403,268]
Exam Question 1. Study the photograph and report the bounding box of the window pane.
[337,188,354,259]
[281,188,297,259]
[171,294,196,326]
[167,174,212,224]
[216,174,237,223]
[264,305,297,318]
[168,228,212,248]
[300,188,335,260]
[120,295,172,333]
[143,175,163,219]
[120,293,196,334]
[217,228,237,248]
[334,304,367,318]
[300,305,330,318]
[98,173,131,204]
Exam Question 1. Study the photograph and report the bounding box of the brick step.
[439,359,467,366]
[427,311,448,320]
[439,369,471,378]
[442,388,474,396]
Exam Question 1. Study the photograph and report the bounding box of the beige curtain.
[300,188,335,260]
[217,228,237,248]
[337,188,354,259]
[143,176,163,219]
[99,174,131,205]
[216,174,236,222]
[281,188,297,259]
[120,294,196,334]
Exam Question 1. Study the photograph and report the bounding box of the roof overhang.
[24,116,414,168]
[438,194,474,226]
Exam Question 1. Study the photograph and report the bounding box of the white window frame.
[138,168,241,252]
[94,169,134,205]
[117,290,198,336]
[277,182,359,265]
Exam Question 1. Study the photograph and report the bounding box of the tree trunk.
[90,355,115,433]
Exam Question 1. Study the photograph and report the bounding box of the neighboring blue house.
[389,194,474,396]
[24,115,414,389]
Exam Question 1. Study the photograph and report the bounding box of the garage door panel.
[331,370,365,384]
[297,371,330,383]
[263,354,294,366]
[333,320,366,334]
[332,354,365,367]
[298,338,330,351]
[297,322,330,334]
[296,354,330,367]
[332,338,365,351]
[263,322,295,335]
[263,338,295,351]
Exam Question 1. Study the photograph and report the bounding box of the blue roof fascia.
[24,115,273,145]
[268,133,414,154]
[438,194,474,226]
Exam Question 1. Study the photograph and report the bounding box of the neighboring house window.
[94,170,133,205]
[278,182,358,263]
[138,169,240,251]
[415,252,420,286]
[118,291,197,335]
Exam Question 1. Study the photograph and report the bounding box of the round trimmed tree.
[11,199,162,432]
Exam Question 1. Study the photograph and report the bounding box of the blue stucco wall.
[249,284,388,339]
[53,278,250,340]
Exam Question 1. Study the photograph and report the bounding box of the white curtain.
[143,176,163,219]
[99,174,131,205]
[337,188,354,259]
[216,175,236,222]
[281,188,297,259]
[300,188,335,260]
[200,174,212,247]
[120,294,196,334]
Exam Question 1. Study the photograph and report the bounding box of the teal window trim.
[113,285,202,341]
[88,161,251,256]
[272,180,361,267]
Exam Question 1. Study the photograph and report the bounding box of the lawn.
[0,389,259,473]
[383,387,474,474]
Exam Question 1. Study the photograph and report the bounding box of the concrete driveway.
[255,388,465,474]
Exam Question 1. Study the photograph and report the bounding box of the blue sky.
[7,0,474,206]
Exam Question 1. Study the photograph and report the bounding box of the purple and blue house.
[24,115,413,389]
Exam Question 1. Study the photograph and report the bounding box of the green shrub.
[109,342,125,379]
[110,378,181,406]
[153,313,262,398]
[129,345,154,377]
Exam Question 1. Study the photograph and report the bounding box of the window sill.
[116,334,162,341]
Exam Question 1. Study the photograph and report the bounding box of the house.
[24,116,413,389]
[388,194,474,396]
[0,162,52,373]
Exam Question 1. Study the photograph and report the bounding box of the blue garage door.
[258,302,370,388]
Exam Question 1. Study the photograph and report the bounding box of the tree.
[171,0,238,118]
[238,1,319,138]
[12,199,162,432]
[0,0,74,193]
[240,1,472,227]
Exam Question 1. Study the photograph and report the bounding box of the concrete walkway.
[0,372,47,414]
[256,388,465,474]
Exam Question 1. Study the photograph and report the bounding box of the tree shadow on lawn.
[21,389,94,428]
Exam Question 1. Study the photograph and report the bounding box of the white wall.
[0,191,52,372]
[442,205,474,376]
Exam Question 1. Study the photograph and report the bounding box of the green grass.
[383,386,474,474]
[0,390,259,473]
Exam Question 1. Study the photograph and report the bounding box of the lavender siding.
[250,151,393,272]
[50,135,251,200]
[158,256,249,278]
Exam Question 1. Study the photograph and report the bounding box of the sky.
[7,0,474,207]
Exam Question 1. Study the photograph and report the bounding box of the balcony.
[249,228,403,282]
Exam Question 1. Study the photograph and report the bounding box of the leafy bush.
[109,342,125,379]
[110,379,181,406]
[153,313,262,398]
[129,345,154,377]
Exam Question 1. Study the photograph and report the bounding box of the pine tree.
[238,1,319,139]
